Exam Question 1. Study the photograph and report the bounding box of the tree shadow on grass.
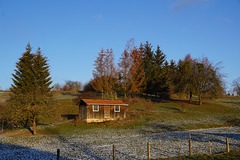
[43,127,106,160]
[0,142,68,160]
[142,128,240,148]
[139,123,185,135]
[162,106,181,112]
[55,134,106,160]
[205,132,240,141]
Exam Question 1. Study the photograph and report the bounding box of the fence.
[56,136,232,160]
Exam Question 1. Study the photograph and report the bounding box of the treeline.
[53,80,82,92]
[90,40,224,105]
[0,42,233,135]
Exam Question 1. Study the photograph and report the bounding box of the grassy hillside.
[119,96,240,131]
[1,91,239,135]
[38,95,240,135]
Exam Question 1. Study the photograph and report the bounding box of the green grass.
[156,151,240,160]
[1,91,240,135]
[38,95,240,135]
[52,91,79,100]
[38,121,102,135]
[121,97,240,132]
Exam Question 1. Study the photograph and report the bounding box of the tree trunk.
[1,121,3,133]
[33,116,37,135]
[199,93,202,105]
[189,91,192,103]
[124,86,127,99]
[25,119,29,128]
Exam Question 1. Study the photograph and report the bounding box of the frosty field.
[0,127,240,160]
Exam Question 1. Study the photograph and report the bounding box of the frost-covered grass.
[157,151,240,160]
[0,127,240,160]
[125,97,240,131]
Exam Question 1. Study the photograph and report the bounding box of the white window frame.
[93,105,99,112]
[114,105,120,112]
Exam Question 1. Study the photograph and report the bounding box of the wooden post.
[226,138,229,153]
[57,149,60,160]
[189,133,192,156]
[178,149,181,157]
[148,142,150,160]
[113,145,115,160]
[189,140,192,156]
[209,141,212,155]
[1,121,3,133]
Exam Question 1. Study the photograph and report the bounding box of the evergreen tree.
[142,41,154,93]
[9,44,52,134]
[152,45,167,94]
[141,42,171,98]
[167,60,177,94]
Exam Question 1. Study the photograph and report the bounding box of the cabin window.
[93,105,99,112]
[114,105,120,112]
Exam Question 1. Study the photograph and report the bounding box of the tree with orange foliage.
[92,50,105,97]
[92,49,117,99]
[128,48,145,96]
[118,50,131,98]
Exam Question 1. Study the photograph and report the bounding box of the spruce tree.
[9,43,52,134]
[152,45,167,94]
[141,42,171,98]
[142,41,154,94]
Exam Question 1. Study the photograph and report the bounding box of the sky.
[0,0,240,92]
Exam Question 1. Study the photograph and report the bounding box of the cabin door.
[104,106,110,118]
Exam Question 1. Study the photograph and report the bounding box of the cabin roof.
[81,99,128,106]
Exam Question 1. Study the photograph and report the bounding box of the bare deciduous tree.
[233,77,240,96]
[192,57,224,105]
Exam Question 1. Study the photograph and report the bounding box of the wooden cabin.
[77,99,128,123]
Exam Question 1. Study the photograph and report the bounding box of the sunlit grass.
[36,96,240,135]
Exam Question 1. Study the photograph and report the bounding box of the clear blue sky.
[0,0,240,92]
